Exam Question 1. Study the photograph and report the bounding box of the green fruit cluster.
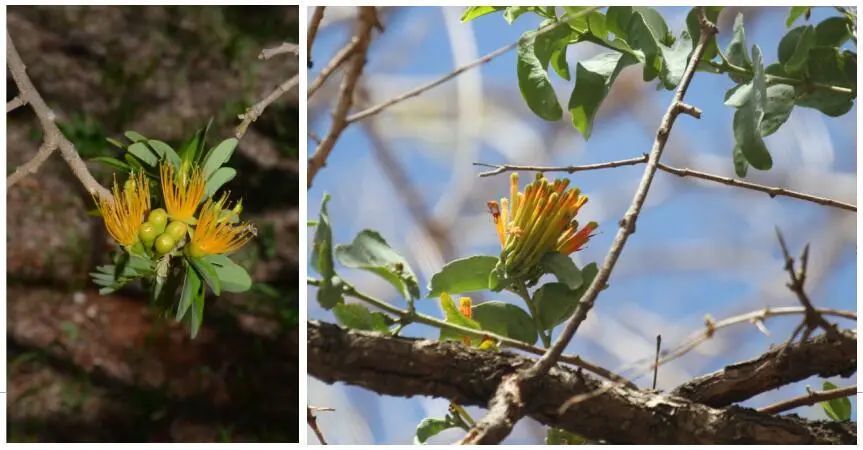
[138,208,188,256]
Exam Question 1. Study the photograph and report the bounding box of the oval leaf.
[333,303,392,333]
[202,138,238,179]
[535,263,598,329]
[202,254,252,293]
[127,142,158,166]
[335,229,420,300]
[428,255,498,298]
[517,29,563,121]
[540,252,582,290]
[473,301,537,345]
[205,167,237,197]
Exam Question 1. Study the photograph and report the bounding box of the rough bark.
[672,330,857,407]
[308,321,856,444]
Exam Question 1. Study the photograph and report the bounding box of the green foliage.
[415,417,457,444]
[333,303,393,334]
[540,252,583,290]
[335,229,420,300]
[427,255,499,297]
[311,194,342,309]
[472,301,537,344]
[534,263,598,329]
[820,381,852,421]
[464,5,856,174]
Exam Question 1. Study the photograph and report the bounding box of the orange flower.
[160,162,205,223]
[95,171,150,247]
[489,173,597,278]
[187,194,255,258]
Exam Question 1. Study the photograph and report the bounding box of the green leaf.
[439,293,482,342]
[626,8,665,81]
[568,52,637,138]
[106,137,125,149]
[725,13,752,82]
[535,263,597,329]
[332,303,392,334]
[415,418,456,444]
[686,7,723,61]
[202,254,252,293]
[517,28,564,121]
[546,427,587,445]
[177,262,203,322]
[820,381,852,421]
[127,142,158,166]
[723,83,752,108]
[760,84,796,136]
[472,301,537,344]
[460,6,503,22]
[659,30,693,89]
[335,229,420,300]
[202,138,238,179]
[147,139,181,167]
[778,26,815,75]
[205,167,237,197]
[189,256,221,296]
[732,144,749,178]
[732,45,772,171]
[428,255,498,298]
[605,6,633,41]
[312,195,341,309]
[503,6,533,24]
[786,6,810,28]
[188,282,206,339]
[90,156,131,172]
[124,130,148,143]
[815,16,852,47]
[794,47,855,117]
[540,252,582,290]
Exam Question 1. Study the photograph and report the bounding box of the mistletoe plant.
[90,123,255,338]
[463,6,856,177]
[310,173,598,443]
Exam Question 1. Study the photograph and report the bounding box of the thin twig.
[758,385,857,415]
[652,335,661,390]
[474,157,856,212]
[6,33,111,199]
[235,74,300,140]
[344,8,599,124]
[308,37,361,98]
[775,228,844,343]
[307,6,326,67]
[307,406,332,444]
[6,95,26,113]
[459,10,718,444]
[259,42,299,60]
[307,7,377,187]
[306,278,635,388]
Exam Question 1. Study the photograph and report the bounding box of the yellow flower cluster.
[488,173,596,279]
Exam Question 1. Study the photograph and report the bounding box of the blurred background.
[7,6,299,442]
[307,6,856,444]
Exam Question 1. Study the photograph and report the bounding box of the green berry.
[148,208,168,233]
[154,233,176,255]
[188,242,207,259]
[165,221,187,241]
[139,222,159,244]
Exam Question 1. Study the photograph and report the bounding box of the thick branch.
[307,7,377,187]
[307,6,326,66]
[672,330,857,407]
[308,321,855,444]
[6,32,111,199]
[475,157,856,212]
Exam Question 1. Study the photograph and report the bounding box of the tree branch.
[306,279,634,388]
[6,95,26,113]
[307,6,326,67]
[308,321,856,444]
[234,74,299,140]
[259,42,298,60]
[758,385,857,415]
[6,32,111,199]
[671,330,856,407]
[460,12,718,443]
[474,157,856,212]
[308,37,361,98]
[307,7,378,187]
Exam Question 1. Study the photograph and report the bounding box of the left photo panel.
[7,5,299,442]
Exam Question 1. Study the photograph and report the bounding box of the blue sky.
[307,6,856,444]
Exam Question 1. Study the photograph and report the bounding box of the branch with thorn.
[308,405,334,444]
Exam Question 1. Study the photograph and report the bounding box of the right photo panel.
[306,6,857,445]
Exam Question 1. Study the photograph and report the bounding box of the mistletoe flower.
[160,162,206,224]
[488,173,597,279]
[95,171,150,248]
[188,194,255,258]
